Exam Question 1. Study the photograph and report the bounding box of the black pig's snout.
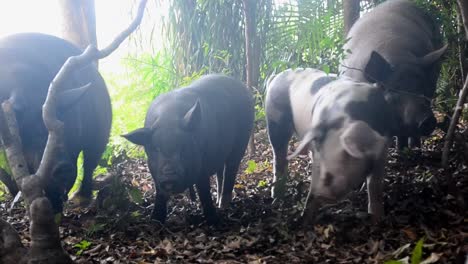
[161,164,176,175]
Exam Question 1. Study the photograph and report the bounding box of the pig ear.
[364,51,393,83]
[420,44,448,66]
[287,131,314,160]
[340,121,386,159]
[182,99,201,130]
[122,128,152,146]
[58,83,92,109]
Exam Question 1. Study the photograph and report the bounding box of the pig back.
[340,0,443,87]
[287,69,336,138]
[145,74,254,177]
[0,33,111,169]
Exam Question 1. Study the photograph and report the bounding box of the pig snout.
[158,164,185,194]
[161,163,177,175]
[418,114,437,136]
[160,180,178,193]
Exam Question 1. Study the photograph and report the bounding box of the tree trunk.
[343,0,361,36]
[243,0,260,154]
[59,0,98,65]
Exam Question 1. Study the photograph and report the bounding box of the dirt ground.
[1,127,467,263]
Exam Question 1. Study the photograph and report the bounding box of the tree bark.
[343,0,361,36]
[243,0,260,154]
[59,0,98,65]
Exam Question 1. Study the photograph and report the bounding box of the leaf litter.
[1,126,467,263]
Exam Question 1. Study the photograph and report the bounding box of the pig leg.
[196,176,218,225]
[152,189,169,223]
[219,157,244,208]
[216,167,225,206]
[301,159,321,225]
[366,157,385,222]
[45,160,77,213]
[74,151,100,205]
[408,136,421,148]
[396,136,409,151]
[267,120,293,199]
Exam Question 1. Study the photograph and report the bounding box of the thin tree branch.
[442,77,468,168]
[442,0,468,168]
[0,102,30,183]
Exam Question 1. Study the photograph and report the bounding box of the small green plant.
[73,240,92,256]
[127,186,144,204]
[131,211,142,218]
[244,160,271,175]
[85,223,107,236]
[245,160,258,174]
[257,180,268,188]
[385,238,425,264]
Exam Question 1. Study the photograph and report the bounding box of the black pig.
[0,33,112,212]
[123,74,254,224]
[340,0,447,149]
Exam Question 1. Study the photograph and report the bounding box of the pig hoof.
[301,211,317,227]
[271,187,285,200]
[205,214,220,225]
[151,212,167,224]
[370,213,383,224]
[69,194,92,207]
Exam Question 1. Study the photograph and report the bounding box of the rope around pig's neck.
[339,64,433,104]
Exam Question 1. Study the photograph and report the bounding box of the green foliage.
[244,160,271,174]
[411,238,424,264]
[73,240,92,255]
[264,0,346,76]
[0,150,11,199]
[257,179,268,188]
[0,150,11,175]
[85,223,107,236]
[413,0,461,115]
[103,51,178,160]
[245,160,258,174]
[127,186,144,204]
[384,238,426,264]
[159,0,246,79]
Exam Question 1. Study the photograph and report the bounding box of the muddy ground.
[1,127,467,263]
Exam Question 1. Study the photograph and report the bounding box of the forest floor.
[1,126,467,263]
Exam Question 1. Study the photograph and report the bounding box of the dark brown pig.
[266,68,395,221]
[123,74,254,224]
[340,0,447,149]
[0,33,112,212]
